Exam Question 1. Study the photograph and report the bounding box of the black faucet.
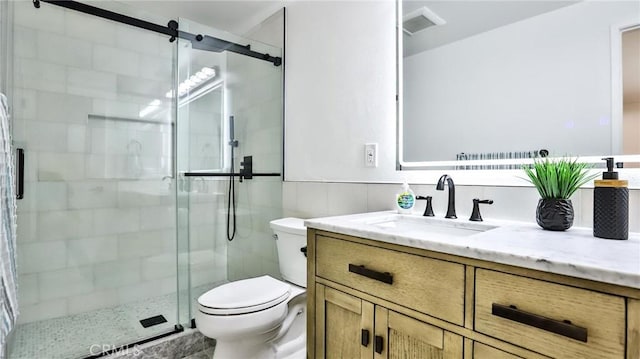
[436,174,456,219]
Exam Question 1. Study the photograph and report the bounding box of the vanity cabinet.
[472,343,524,359]
[315,284,463,358]
[307,230,640,359]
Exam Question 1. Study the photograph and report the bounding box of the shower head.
[230,116,235,140]
[229,116,238,147]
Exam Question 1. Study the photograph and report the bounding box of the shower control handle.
[240,156,253,180]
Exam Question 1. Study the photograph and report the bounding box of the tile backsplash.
[283,181,640,233]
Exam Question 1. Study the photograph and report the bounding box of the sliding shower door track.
[32,0,282,66]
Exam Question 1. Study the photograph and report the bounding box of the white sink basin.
[357,214,498,238]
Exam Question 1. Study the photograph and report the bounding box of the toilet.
[196,218,307,359]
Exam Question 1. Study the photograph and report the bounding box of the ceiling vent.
[403,6,446,36]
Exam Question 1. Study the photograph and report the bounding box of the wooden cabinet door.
[374,307,463,359]
[315,284,374,359]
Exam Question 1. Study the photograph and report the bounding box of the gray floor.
[104,329,215,359]
[182,348,215,359]
[7,284,217,359]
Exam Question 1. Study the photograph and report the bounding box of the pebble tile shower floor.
[8,284,215,359]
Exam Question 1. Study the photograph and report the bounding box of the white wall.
[403,1,639,162]
[285,1,397,182]
[245,8,284,50]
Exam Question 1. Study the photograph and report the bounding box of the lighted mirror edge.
[396,0,404,171]
[399,155,640,169]
[394,0,639,173]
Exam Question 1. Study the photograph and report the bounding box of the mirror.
[399,0,640,169]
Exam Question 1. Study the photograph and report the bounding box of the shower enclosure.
[3,1,283,358]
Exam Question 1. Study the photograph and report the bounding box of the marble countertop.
[305,211,640,289]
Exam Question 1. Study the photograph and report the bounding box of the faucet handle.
[416,196,435,217]
[470,199,493,222]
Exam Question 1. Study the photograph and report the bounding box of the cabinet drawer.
[475,269,625,359]
[473,343,522,359]
[315,235,465,325]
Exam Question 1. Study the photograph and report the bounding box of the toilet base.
[271,299,306,359]
[212,333,306,359]
[210,302,306,359]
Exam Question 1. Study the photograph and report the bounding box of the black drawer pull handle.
[16,148,24,200]
[348,264,393,285]
[361,329,370,347]
[491,303,588,342]
[374,335,383,354]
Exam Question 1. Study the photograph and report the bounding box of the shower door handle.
[16,148,24,200]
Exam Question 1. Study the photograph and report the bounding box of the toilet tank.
[270,218,307,288]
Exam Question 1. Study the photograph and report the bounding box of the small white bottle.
[395,182,416,214]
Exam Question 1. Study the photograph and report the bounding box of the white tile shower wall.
[10,3,219,324]
[172,76,227,308]
[282,182,640,233]
[186,185,228,288]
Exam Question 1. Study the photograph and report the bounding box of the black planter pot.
[536,198,574,231]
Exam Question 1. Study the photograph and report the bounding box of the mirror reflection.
[400,0,640,167]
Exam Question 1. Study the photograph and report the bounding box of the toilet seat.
[198,275,291,315]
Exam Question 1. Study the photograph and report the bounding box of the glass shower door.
[8,2,180,358]
[175,18,230,329]
[175,17,284,326]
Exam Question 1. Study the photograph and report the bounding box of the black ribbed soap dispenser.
[593,157,628,240]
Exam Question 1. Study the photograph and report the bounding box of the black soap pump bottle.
[593,157,629,240]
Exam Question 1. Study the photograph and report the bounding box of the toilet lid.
[198,275,291,315]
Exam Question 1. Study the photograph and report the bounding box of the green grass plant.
[522,158,598,199]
